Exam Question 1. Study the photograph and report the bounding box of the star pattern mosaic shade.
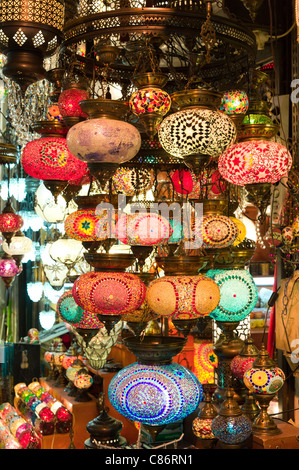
[158,108,236,159]
[110,167,155,196]
[72,272,146,317]
[146,275,220,320]
[218,140,292,185]
[206,269,258,322]
[219,90,249,115]
[0,210,23,234]
[193,340,218,384]
[21,136,87,182]
[64,208,117,241]
[108,362,203,426]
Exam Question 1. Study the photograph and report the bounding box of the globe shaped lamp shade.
[170,169,202,199]
[34,183,68,224]
[3,233,33,256]
[0,256,22,278]
[194,340,218,384]
[47,103,63,122]
[230,217,247,246]
[49,238,83,268]
[146,275,220,320]
[110,167,155,197]
[206,269,258,322]
[129,73,171,117]
[64,207,117,242]
[230,337,259,380]
[211,388,252,447]
[72,272,146,318]
[21,135,87,183]
[108,362,203,428]
[218,140,292,186]
[0,201,23,244]
[58,88,89,119]
[129,72,171,138]
[66,100,142,165]
[39,306,56,330]
[82,321,123,370]
[57,290,103,330]
[200,215,238,249]
[158,107,236,162]
[115,213,172,246]
[243,358,285,395]
[219,90,249,115]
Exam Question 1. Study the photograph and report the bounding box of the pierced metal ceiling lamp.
[0,0,65,94]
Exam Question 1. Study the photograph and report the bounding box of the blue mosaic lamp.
[205,269,258,322]
[211,387,252,448]
[108,336,203,441]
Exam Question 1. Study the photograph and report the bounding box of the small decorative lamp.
[73,368,93,402]
[49,237,84,271]
[34,182,68,224]
[193,340,218,385]
[2,231,33,265]
[192,387,218,448]
[39,304,56,330]
[0,200,23,245]
[85,402,126,449]
[52,341,67,388]
[158,88,236,176]
[82,321,123,370]
[230,336,259,404]
[211,387,252,448]
[129,72,171,139]
[108,335,203,442]
[243,345,285,435]
[44,341,57,382]
[27,281,44,303]
[110,167,155,197]
[170,168,201,199]
[58,80,89,128]
[218,90,249,128]
[0,253,22,288]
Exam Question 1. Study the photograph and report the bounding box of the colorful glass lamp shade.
[64,207,117,243]
[58,87,89,124]
[158,89,236,176]
[2,232,32,258]
[200,215,238,249]
[211,387,252,448]
[57,290,103,333]
[21,134,87,185]
[72,272,146,332]
[110,167,155,197]
[243,345,285,435]
[0,200,23,245]
[194,340,218,384]
[115,212,172,246]
[108,336,203,437]
[0,254,22,288]
[146,275,220,320]
[219,90,249,115]
[206,269,258,322]
[218,140,292,186]
[129,72,171,139]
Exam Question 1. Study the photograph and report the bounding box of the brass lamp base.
[252,393,282,436]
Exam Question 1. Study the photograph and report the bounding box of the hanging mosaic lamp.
[230,336,259,381]
[72,272,146,332]
[0,200,23,246]
[193,340,218,385]
[58,78,90,128]
[211,387,252,448]
[218,89,249,128]
[218,140,292,187]
[0,253,22,288]
[21,121,87,201]
[158,88,236,176]
[0,0,64,94]
[205,269,258,322]
[66,99,141,189]
[46,103,63,122]
[64,195,118,249]
[82,321,123,370]
[200,214,238,249]
[129,72,171,139]
[146,275,220,320]
[243,345,285,435]
[170,168,201,199]
[109,166,155,197]
[49,237,83,271]
[108,335,203,440]
[230,217,247,246]
[115,212,172,246]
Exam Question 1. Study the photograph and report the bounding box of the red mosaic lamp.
[0,200,23,246]
[58,77,90,128]
[21,120,87,201]
[0,253,22,289]
[72,272,146,333]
